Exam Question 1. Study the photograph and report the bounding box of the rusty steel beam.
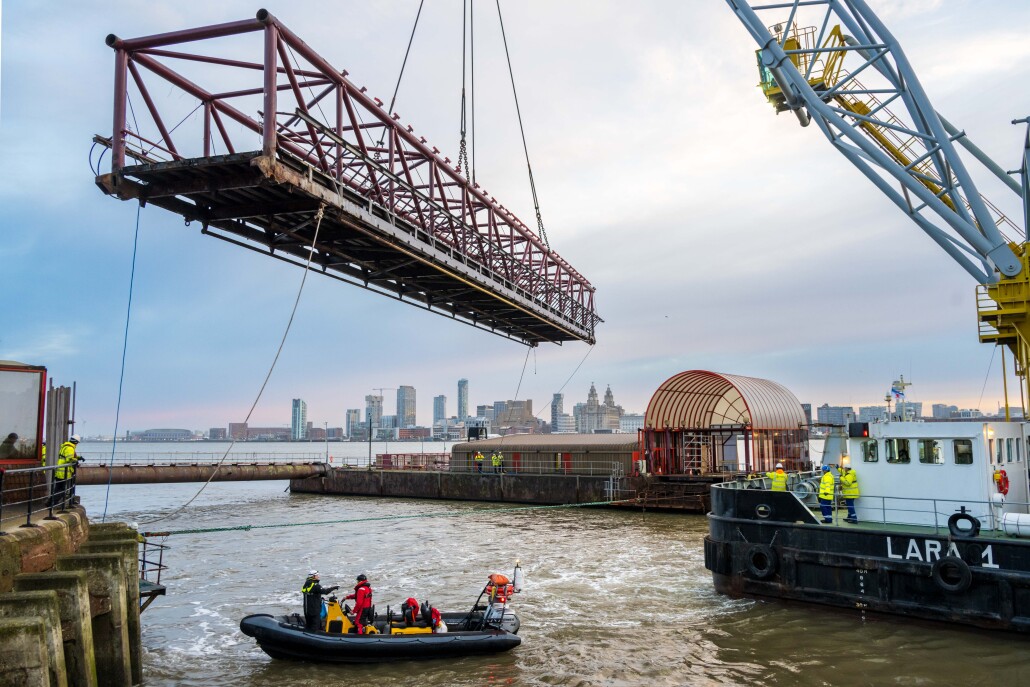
[76,462,326,485]
[98,9,601,345]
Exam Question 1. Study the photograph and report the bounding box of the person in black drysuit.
[301,570,338,631]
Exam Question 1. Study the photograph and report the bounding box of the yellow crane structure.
[728,0,1030,412]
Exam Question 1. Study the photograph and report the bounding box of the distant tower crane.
[726,0,1030,406]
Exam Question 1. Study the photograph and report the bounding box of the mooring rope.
[142,497,640,538]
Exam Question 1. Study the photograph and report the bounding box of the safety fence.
[78,451,327,465]
[0,464,79,535]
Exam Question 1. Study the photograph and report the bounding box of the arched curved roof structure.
[645,370,806,431]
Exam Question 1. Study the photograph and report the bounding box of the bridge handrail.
[102,10,600,332]
[77,451,327,465]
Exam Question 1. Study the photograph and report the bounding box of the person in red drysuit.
[345,574,373,633]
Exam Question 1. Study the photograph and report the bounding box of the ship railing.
[0,464,79,535]
[715,479,1030,534]
[847,494,1028,534]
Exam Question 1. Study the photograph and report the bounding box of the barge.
[704,418,1030,632]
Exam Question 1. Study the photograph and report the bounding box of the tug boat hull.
[704,484,1030,633]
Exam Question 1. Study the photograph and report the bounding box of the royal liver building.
[574,383,624,433]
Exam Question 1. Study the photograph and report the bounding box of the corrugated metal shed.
[645,370,806,430]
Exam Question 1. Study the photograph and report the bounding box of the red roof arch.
[644,370,806,431]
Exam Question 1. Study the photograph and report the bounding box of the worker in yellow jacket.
[817,465,836,523]
[839,462,860,523]
[765,462,788,491]
[55,435,84,507]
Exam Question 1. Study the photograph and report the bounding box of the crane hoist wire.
[457,0,475,182]
[494,0,550,250]
[374,0,427,155]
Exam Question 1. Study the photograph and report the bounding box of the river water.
[76,442,1029,686]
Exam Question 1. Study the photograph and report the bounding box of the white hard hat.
[308,569,318,577]
[70,435,81,443]
[775,462,783,469]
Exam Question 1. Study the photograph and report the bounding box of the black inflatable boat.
[240,610,520,663]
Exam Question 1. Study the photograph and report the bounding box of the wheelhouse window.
[996,438,1003,464]
[1017,438,1022,463]
[886,438,910,464]
[1007,438,1014,463]
[954,439,973,465]
[918,439,943,464]
[862,439,878,463]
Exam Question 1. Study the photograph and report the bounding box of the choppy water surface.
[79,468,1030,685]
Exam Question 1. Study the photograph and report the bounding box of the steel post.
[262,22,278,158]
[112,48,128,171]
[22,470,36,528]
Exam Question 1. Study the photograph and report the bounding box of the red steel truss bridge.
[94,9,600,346]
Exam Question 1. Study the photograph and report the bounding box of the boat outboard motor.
[420,601,432,623]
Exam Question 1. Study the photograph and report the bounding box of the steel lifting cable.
[139,205,328,525]
[494,0,549,249]
[141,496,642,538]
[374,0,427,155]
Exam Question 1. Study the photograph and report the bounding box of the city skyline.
[106,379,1018,437]
[6,4,1029,438]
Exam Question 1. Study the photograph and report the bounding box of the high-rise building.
[365,394,383,428]
[932,403,958,419]
[620,413,645,433]
[551,393,563,432]
[229,422,248,440]
[816,404,855,426]
[801,403,813,427]
[477,404,494,422]
[291,399,308,440]
[458,379,469,421]
[433,395,447,427]
[209,427,227,440]
[397,386,416,427]
[345,409,361,437]
[858,406,887,422]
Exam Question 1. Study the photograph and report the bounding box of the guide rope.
[142,497,640,538]
[139,204,327,525]
[102,203,143,523]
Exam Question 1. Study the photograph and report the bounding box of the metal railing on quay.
[78,451,327,465]
[0,464,79,535]
[459,457,624,476]
[335,455,625,477]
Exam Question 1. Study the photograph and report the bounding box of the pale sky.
[3,1,1030,433]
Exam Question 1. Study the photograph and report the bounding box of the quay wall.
[291,468,617,505]
[0,508,141,686]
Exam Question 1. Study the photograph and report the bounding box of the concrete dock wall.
[77,462,326,485]
[0,510,140,687]
[291,468,616,505]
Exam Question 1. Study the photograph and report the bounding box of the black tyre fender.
[931,556,972,593]
[745,544,778,580]
[947,512,981,539]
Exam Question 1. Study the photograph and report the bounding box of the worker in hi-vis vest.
[817,465,836,523]
[765,462,788,491]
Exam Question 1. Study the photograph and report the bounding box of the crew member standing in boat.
[839,460,860,523]
[346,574,373,634]
[766,462,788,491]
[301,570,338,631]
[491,450,504,474]
[818,465,836,523]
